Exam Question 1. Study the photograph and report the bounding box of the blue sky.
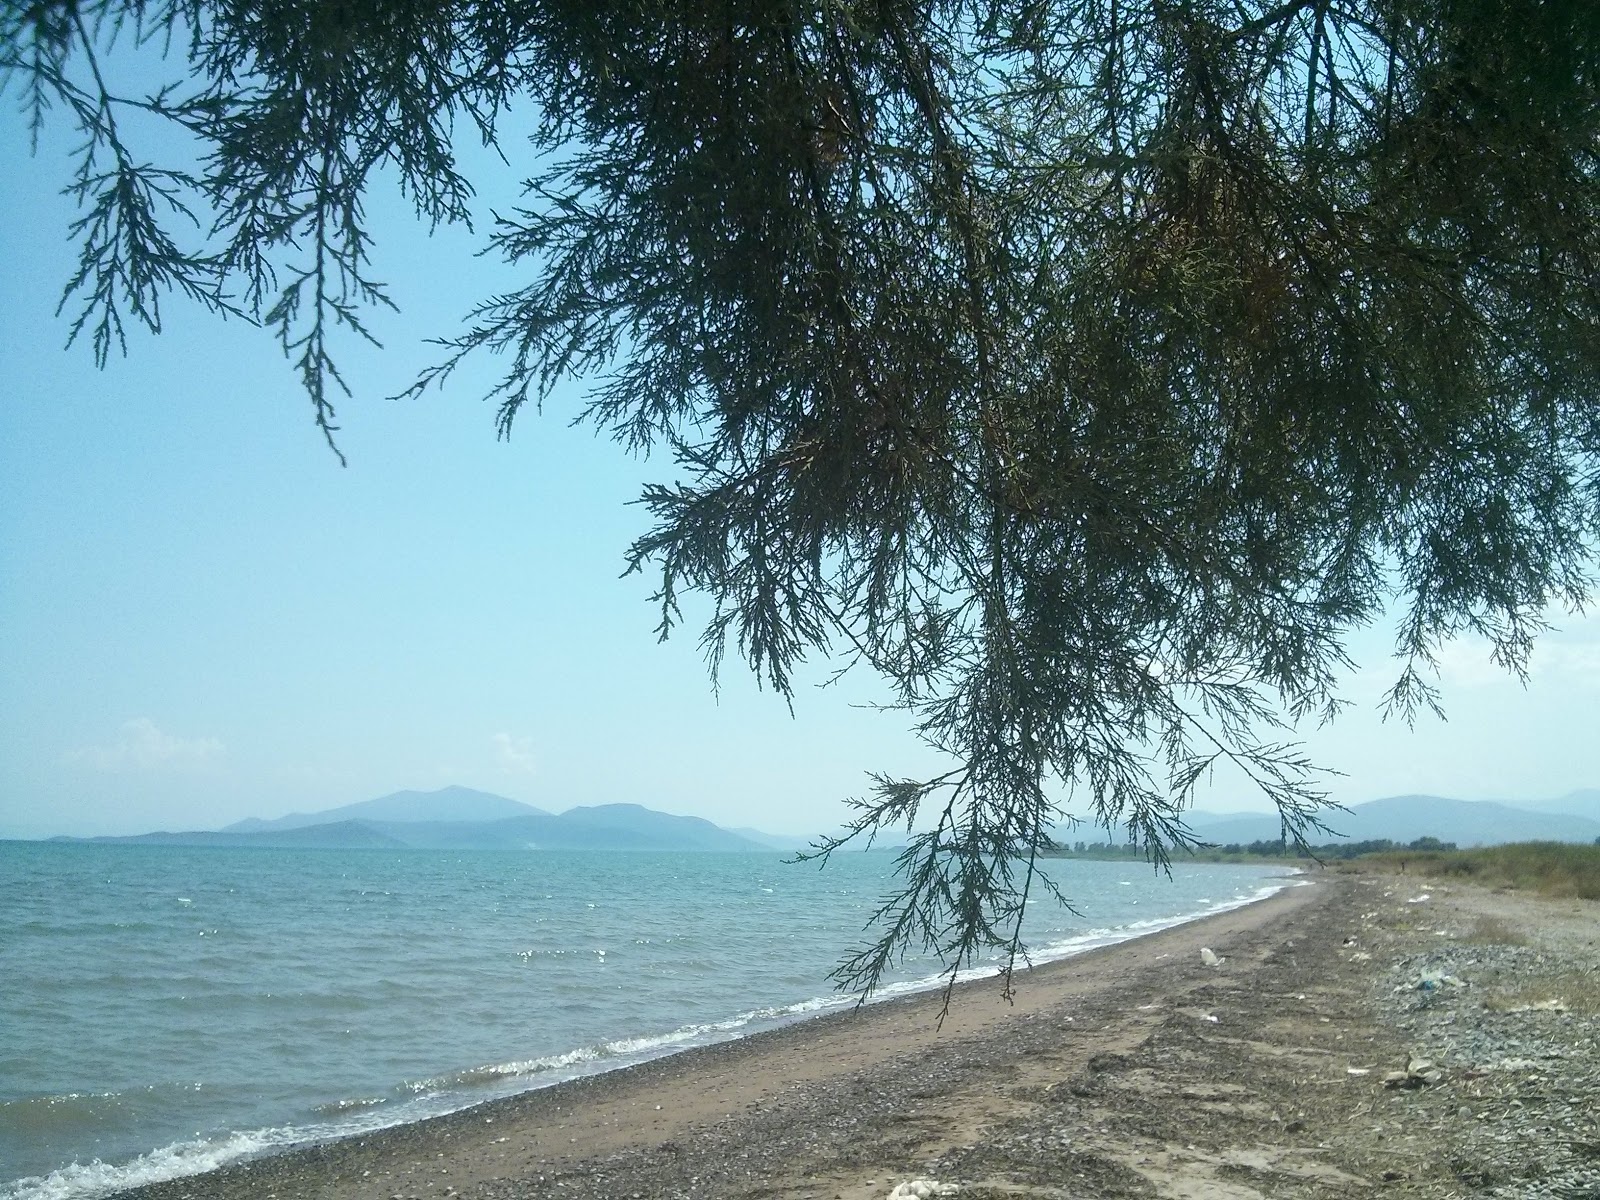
[1,65,1596,839]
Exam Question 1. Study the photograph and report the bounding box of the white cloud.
[1528,614,1600,688]
[1430,612,1600,691]
[68,718,225,772]
[1432,637,1509,689]
[491,732,538,775]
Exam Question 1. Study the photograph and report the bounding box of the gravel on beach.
[111,874,1598,1200]
[1368,884,1600,1200]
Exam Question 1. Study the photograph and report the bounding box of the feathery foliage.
[7,0,1599,1002]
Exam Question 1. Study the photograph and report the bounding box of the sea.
[0,842,1296,1199]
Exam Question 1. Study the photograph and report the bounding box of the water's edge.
[2,871,1304,1200]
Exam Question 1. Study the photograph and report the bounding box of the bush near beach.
[1341,841,1600,900]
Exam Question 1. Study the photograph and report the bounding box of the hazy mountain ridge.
[1503,788,1600,820]
[59,790,770,852]
[353,805,765,852]
[37,786,1599,852]
[221,785,548,832]
[1178,793,1600,848]
[729,827,815,852]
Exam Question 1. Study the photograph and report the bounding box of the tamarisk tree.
[6,0,1598,1000]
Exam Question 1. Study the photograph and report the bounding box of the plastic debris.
[1383,1055,1444,1088]
[1414,971,1466,991]
[888,1181,959,1199]
[1200,947,1223,967]
[1406,893,1431,903]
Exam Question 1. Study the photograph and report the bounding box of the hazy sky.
[2,74,1595,840]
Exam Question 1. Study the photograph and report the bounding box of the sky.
[1,55,1597,840]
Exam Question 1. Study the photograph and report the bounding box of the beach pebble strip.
[1371,896,1600,1200]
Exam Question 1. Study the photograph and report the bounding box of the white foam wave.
[415,994,859,1099]
[0,1127,291,1200]
[843,874,1305,1002]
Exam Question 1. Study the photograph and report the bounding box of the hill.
[222,785,547,832]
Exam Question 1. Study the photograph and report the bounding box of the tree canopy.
[7,0,1598,1001]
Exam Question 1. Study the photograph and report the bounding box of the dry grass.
[1462,915,1530,946]
[1353,842,1600,901]
[1483,970,1600,1017]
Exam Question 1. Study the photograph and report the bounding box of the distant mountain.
[549,804,762,851]
[1183,794,1600,848]
[1506,788,1600,821]
[53,820,410,850]
[222,786,547,833]
[729,827,815,852]
[69,790,775,852]
[331,805,769,852]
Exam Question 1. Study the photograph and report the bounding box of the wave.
[0,1128,291,1200]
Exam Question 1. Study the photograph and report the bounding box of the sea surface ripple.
[0,842,1291,1199]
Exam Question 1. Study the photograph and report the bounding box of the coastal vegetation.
[1046,835,1459,863]
[1342,840,1600,900]
[1050,837,1600,903]
[7,1,1599,995]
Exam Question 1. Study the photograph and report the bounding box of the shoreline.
[95,877,1324,1200]
[4,867,1302,1200]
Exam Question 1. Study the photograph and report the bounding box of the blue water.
[0,843,1291,1198]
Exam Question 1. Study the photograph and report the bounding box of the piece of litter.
[1200,947,1223,967]
[1405,893,1431,903]
[887,1181,958,1199]
[1384,1055,1444,1088]
[1346,1067,1371,1076]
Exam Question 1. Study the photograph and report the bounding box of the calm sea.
[0,842,1292,1199]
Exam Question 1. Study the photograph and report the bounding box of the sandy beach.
[109,872,1598,1200]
